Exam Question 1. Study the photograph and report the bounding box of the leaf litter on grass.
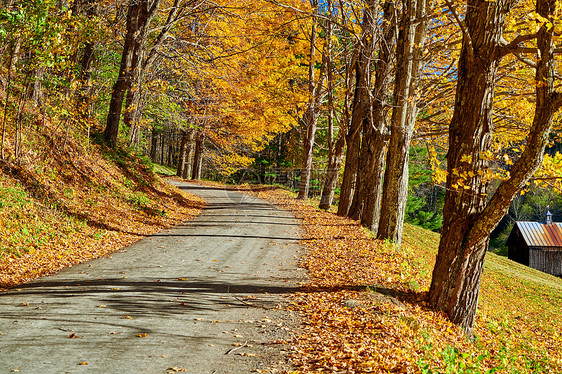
[249,187,562,373]
[0,139,205,290]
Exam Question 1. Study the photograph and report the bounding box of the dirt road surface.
[0,182,303,373]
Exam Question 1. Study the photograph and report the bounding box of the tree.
[377,0,430,245]
[353,0,397,230]
[297,0,327,200]
[428,0,562,336]
[104,0,162,147]
[337,0,379,216]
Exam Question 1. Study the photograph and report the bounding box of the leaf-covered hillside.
[247,186,562,373]
[0,121,204,290]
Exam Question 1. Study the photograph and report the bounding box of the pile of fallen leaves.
[0,129,204,290]
[250,187,561,373]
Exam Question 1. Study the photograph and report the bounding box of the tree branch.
[498,33,539,57]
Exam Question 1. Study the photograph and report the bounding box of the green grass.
[402,222,562,372]
[153,164,176,176]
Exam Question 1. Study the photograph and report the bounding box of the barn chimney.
[546,210,553,225]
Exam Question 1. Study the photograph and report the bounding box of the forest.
[1,0,562,371]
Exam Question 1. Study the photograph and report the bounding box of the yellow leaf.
[460,154,473,163]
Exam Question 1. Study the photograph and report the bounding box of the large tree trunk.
[359,133,388,231]
[337,0,377,217]
[377,0,429,245]
[428,0,562,336]
[104,0,161,147]
[355,1,397,230]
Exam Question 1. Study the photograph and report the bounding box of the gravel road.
[0,182,303,373]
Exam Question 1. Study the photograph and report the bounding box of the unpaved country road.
[0,182,303,373]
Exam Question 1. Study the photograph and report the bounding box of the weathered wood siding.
[529,247,562,276]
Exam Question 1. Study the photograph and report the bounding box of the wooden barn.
[507,212,562,276]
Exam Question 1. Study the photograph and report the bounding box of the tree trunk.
[1,36,20,160]
[359,133,388,231]
[298,112,318,199]
[319,134,345,210]
[30,67,45,110]
[428,0,562,336]
[377,0,429,246]
[360,1,397,231]
[124,40,146,144]
[176,130,189,177]
[104,0,161,147]
[181,129,195,179]
[75,0,97,124]
[428,0,510,336]
[337,0,377,217]
[298,0,325,200]
[192,132,204,180]
[150,127,159,161]
[318,0,342,210]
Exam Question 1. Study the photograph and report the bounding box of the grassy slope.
[404,224,562,372]
[0,127,204,290]
[253,187,561,373]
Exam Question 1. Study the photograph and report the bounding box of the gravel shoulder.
[0,182,303,373]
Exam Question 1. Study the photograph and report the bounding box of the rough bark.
[319,0,350,210]
[298,0,326,200]
[428,0,562,336]
[176,130,189,178]
[181,129,195,179]
[356,0,397,230]
[150,127,159,162]
[29,67,45,110]
[104,0,161,147]
[337,0,377,217]
[127,0,185,147]
[191,132,204,180]
[377,0,429,245]
[319,134,345,210]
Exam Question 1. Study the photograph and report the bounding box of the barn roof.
[515,221,562,247]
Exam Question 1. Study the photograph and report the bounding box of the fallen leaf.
[68,333,79,338]
[78,362,88,365]
[137,333,147,338]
